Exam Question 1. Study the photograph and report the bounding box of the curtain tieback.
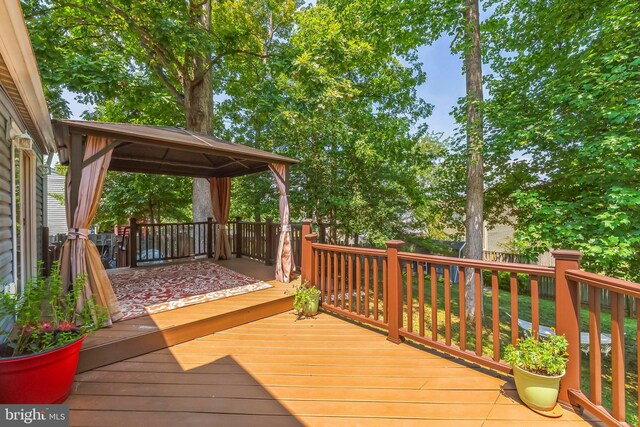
[218,223,228,232]
[68,228,89,240]
[280,224,292,232]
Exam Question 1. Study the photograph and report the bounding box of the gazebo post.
[67,133,85,226]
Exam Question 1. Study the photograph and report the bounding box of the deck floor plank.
[69,311,595,426]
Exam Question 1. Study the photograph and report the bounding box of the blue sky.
[63,35,466,140]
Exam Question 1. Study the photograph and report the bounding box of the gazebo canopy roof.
[53,119,298,178]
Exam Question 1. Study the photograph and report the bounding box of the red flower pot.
[0,336,85,404]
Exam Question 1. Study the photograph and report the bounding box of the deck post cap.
[551,250,583,261]
[386,240,405,249]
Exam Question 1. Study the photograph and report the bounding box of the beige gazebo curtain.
[59,135,123,326]
[210,177,232,260]
[270,163,294,283]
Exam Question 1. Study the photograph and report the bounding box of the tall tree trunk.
[185,1,214,223]
[463,0,484,320]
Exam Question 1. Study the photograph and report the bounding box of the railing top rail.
[566,269,640,299]
[311,242,387,257]
[398,252,555,277]
[137,221,210,227]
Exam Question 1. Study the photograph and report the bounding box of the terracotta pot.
[513,365,564,412]
[0,336,85,404]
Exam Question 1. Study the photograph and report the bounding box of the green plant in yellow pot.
[290,281,320,318]
[504,334,569,417]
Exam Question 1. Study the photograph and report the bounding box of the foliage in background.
[216,0,447,246]
[24,0,447,246]
[94,172,192,229]
[481,0,640,281]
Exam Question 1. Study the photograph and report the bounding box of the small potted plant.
[0,262,105,404]
[504,334,569,417]
[290,281,321,317]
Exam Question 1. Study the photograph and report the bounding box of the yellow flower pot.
[513,365,564,413]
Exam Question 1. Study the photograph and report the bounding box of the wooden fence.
[300,222,640,427]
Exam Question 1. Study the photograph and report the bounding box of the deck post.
[235,216,242,258]
[300,219,313,283]
[129,217,138,268]
[552,249,583,404]
[386,240,405,344]
[206,217,213,258]
[265,217,274,266]
[301,234,320,290]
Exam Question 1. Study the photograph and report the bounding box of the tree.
[461,0,484,318]
[216,1,442,245]
[23,0,297,222]
[481,0,640,280]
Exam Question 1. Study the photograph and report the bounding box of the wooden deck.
[79,257,294,372]
[69,311,599,426]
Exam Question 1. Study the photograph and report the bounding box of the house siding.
[0,102,13,286]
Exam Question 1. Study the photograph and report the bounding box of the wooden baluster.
[611,291,625,421]
[491,270,499,361]
[364,257,370,318]
[474,268,482,356]
[430,264,437,341]
[235,217,242,258]
[510,273,518,345]
[406,262,413,333]
[373,258,379,320]
[444,265,451,346]
[383,257,388,323]
[320,250,326,302]
[312,246,318,289]
[333,252,338,307]
[588,286,602,405]
[356,255,362,314]
[459,268,466,351]
[348,255,354,311]
[418,263,425,337]
[531,275,540,338]
[341,253,346,310]
[129,217,137,268]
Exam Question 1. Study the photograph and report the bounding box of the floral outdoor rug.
[108,261,272,320]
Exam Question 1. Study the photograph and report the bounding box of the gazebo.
[52,119,299,325]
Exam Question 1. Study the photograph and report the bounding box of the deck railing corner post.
[301,221,315,284]
[552,249,583,403]
[129,217,138,268]
[386,240,405,344]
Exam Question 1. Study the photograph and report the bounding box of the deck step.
[77,293,293,373]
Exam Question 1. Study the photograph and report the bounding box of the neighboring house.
[483,222,515,252]
[47,167,67,236]
[0,0,56,293]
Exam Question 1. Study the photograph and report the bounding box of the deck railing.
[300,222,639,427]
[118,217,305,270]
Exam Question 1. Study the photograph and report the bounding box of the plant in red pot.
[0,262,105,404]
